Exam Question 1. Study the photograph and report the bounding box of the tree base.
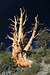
[12,55,33,68]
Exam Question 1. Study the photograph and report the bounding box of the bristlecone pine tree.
[7,8,39,68]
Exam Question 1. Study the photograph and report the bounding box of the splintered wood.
[7,8,38,68]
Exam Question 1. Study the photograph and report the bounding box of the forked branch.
[24,15,38,51]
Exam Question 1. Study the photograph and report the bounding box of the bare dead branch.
[18,8,25,44]
[10,24,14,26]
[23,14,27,25]
[9,26,15,30]
[9,18,15,24]
[14,16,17,32]
[10,32,14,35]
[20,8,25,17]
[23,15,38,51]
[7,35,14,41]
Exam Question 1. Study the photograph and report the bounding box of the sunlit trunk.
[7,8,38,68]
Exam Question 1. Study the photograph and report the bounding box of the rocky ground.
[36,60,50,75]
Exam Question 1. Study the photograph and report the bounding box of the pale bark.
[24,15,38,51]
[7,8,39,68]
[18,8,27,45]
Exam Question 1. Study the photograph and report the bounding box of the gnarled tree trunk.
[7,8,39,68]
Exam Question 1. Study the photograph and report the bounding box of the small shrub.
[47,72,50,75]
[37,48,46,57]
[44,57,50,64]
[31,63,40,74]
[32,53,42,63]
